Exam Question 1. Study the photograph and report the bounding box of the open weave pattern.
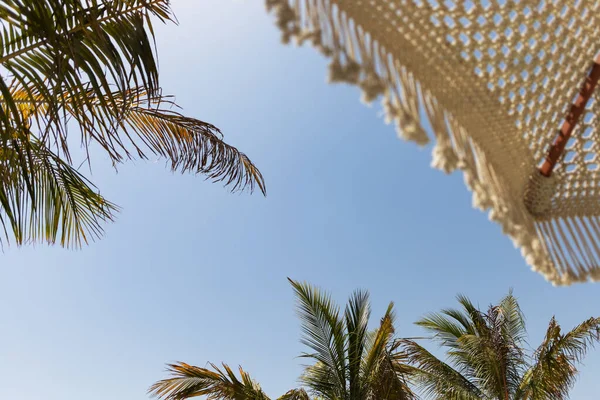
[266,0,600,285]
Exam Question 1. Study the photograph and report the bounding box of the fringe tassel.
[264,0,599,285]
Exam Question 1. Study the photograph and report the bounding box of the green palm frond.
[290,279,416,400]
[517,317,600,400]
[361,302,396,388]
[361,305,416,400]
[400,339,483,400]
[409,291,599,400]
[0,0,169,148]
[0,137,117,246]
[344,288,370,400]
[498,290,527,344]
[299,361,338,399]
[149,362,270,400]
[276,389,311,400]
[288,278,348,399]
[0,0,265,247]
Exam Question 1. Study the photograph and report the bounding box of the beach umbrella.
[266,0,600,285]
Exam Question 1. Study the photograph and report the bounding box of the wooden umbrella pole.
[540,54,600,177]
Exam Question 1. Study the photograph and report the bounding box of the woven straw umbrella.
[265,0,600,285]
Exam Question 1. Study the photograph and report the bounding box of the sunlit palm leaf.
[516,317,600,400]
[400,339,483,400]
[276,389,311,400]
[149,362,270,400]
[0,137,116,246]
[0,0,170,154]
[408,292,599,400]
[299,361,338,399]
[344,288,370,400]
[362,305,416,400]
[288,278,348,399]
[0,0,265,247]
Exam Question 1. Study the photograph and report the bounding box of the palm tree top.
[402,291,600,399]
[149,279,416,400]
[0,0,265,247]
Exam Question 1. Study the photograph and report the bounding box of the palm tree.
[148,362,308,400]
[149,279,416,399]
[401,291,600,399]
[0,0,265,247]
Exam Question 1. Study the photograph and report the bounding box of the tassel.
[328,57,361,84]
[359,70,386,104]
[382,94,429,145]
[297,29,323,47]
[267,0,300,44]
[431,142,459,173]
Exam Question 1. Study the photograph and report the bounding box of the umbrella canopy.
[266,0,600,285]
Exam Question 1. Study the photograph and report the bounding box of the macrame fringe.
[265,0,599,285]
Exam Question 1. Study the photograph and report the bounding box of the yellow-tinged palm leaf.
[289,279,416,400]
[361,305,416,400]
[149,362,270,400]
[122,99,265,195]
[0,0,170,149]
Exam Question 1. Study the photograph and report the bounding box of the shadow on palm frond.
[0,0,265,247]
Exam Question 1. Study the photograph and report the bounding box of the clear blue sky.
[1,1,598,399]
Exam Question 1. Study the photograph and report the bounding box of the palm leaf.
[288,278,347,400]
[0,0,170,153]
[149,362,270,400]
[344,289,370,400]
[0,137,116,247]
[517,317,600,400]
[400,339,483,400]
[122,97,265,194]
[299,361,338,399]
[361,305,416,400]
[276,389,311,400]
[0,90,265,246]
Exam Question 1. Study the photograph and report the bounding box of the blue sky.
[1,1,599,399]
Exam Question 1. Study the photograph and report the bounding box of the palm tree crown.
[401,291,600,400]
[148,279,416,400]
[0,0,265,247]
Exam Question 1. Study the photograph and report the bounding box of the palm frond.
[400,339,483,400]
[498,290,527,344]
[0,88,264,245]
[149,362,270,400]
[361,302,396,388]
[276,389,311,400]
[299,361,338,399]
[288,278,347,399]
[0,1,265,247]
[122,97,265,194]
[344,288,370,400]
[0,0,171,157]
[360,304,416,400]
[416,311,467,350]
[517,317,600,400]
[0,137,116,247]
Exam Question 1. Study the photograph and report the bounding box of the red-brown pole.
[540,54,600,177]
